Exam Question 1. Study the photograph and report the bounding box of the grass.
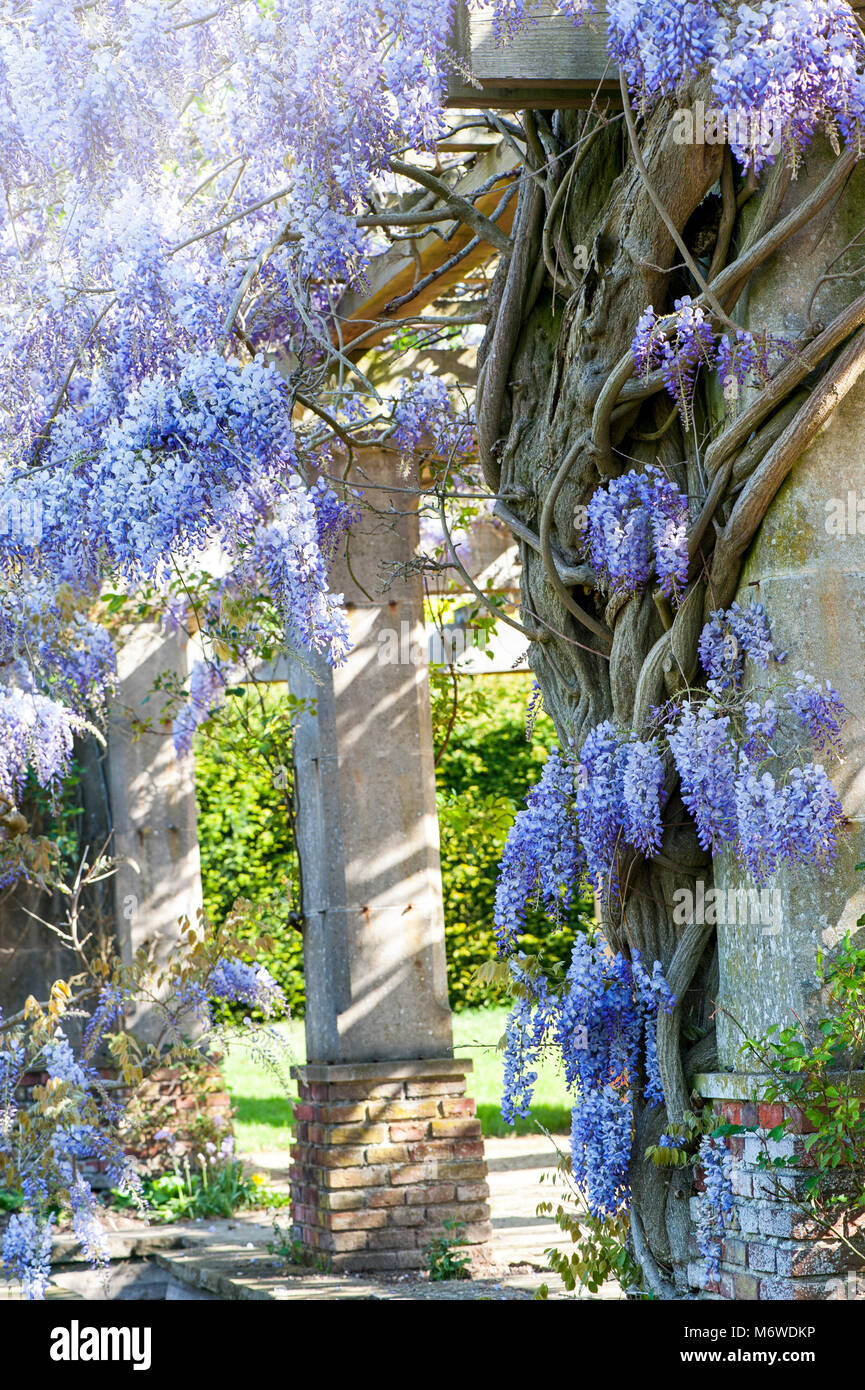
[221,1005,571,1153]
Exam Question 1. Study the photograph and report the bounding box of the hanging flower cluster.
[501,939,676,1216]
[634,298,777,423]
[493,748,584,952]
[582,464,690,600]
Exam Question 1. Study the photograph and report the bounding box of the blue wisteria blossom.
[620,739,667,858]
[173,659,229,758]
[493,748,584,952]
[558,937,676,1216]
[667,704,739,853]
[633,301,777,422]
[694,1133,735,1282]
[606,0,865,171]
[390,375,475,464]
[500,962,557,1123]
[786,674,846,754]
[698,602,775,691]
[207,958,287,1018]
[1,1211,55,1301]
[583,465,689,601]
[576,723,668,893]
[0,685,82,807]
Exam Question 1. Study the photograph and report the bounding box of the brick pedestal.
[688,1073,865,1301]
[290,1058,491,1272]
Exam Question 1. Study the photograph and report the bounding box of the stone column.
[288,450,491,1272]
[107,624,203,1040]
[691,144,865,1300]
[711,144,865,1061]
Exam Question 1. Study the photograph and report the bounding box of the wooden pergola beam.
[337,142,517,351]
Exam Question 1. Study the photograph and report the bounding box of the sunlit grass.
[221,1006,570,1152]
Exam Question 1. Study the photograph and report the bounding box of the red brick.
[390,1207,427,1227]
[456,1182,490,1202]
[319,1190,366,1212]
[317,1103,367,1124]
[321,1165,391,1189]
[405,1079,467,1098]
[424,1203,490,1227]
[320,1230,369,1253]
[325,1081,404,1102]
[368,1099,438,1122]
[453,1141,485,1161]
[732,1271,760,1300]
[325,1124,388,1145]
[308,1145,367,1168]
[439,1097,476,1117]
[331,1250,427,1273]
[366,1228,418,1251]
[389,1123,427,1143]
[367,1188,406,1209]
[759,1103,786,1130]
[407,1141,459,1161]
[405,1183,456,1206]
[390,1164,429,1185]
[430,1118,482,1139]
[328,1210,389,1232]
[363,1143,411,1165]
[433,1161,487,1181]
[740,1102,759,1127]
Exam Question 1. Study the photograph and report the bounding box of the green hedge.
[434,673,591,1009]
[194,687,304,1017]
[195,673,590,1015]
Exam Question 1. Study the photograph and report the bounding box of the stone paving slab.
[1,1135,624,1301]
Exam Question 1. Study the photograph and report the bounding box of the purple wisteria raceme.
[1,1211,55,1301]
[390,374,475,464]
[633,303,778,420]
[493,748,583,953]
[698,602,775,691]
[554,936,676,1217]
[667,704,738,853]
[583,465,689,601]
[695,1133,734,1282]
[742,698,778,763]
[785,674,845,754]
[0,685,81,807]
[608,0,865,172]
[207,958,287,1018]
[575,723,668,896]
[500,962,557,1123]
[620,739,667,857]
[172,659,228,758]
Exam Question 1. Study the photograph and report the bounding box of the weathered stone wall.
[689,1074,865,1301]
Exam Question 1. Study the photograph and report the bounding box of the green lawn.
[221,1006,571,1153]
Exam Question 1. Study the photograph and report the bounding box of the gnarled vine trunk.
[478,96,865,1295]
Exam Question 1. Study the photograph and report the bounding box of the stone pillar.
[712,144,865,1060]
[691,145,865,1299]
[107,624,203,1040]
[288,450,491,1270]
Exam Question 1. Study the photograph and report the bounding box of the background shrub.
[195,672,592,1015]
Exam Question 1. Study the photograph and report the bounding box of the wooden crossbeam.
[446,1,620,111]
[337,143,516,351]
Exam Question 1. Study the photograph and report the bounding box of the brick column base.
[689,1073,865,1301]
[289,1058,492,1273]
